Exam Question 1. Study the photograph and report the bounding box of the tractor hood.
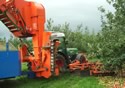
[67,48,78,55]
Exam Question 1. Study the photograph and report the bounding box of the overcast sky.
[0,0,114,38]
[36,0,114,31]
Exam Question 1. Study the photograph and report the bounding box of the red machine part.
[0,0,60,78]
[69,54,90,71]
[69,54,113,76]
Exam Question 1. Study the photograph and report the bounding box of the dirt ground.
[99,76,125,88]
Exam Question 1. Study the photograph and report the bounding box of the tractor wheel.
[76,54,87,63]
[55,54,67,72]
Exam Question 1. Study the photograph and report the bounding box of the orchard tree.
[98,0,125,76]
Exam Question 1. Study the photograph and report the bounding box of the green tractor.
[51,32,79,67]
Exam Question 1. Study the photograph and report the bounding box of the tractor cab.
[51,32,79,64]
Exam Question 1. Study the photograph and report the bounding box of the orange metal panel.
[0,0,52,78]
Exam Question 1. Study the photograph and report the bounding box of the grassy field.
[0,59,106,88]
[0,73,105,88]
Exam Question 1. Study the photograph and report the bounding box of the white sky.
[0,0,114,38]
[36,0,114,31]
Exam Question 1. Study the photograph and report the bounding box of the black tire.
[55,54,67,72]
[76,54,87,63]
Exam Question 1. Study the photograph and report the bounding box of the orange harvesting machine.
[0,0,114,79]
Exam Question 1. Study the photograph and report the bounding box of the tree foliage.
[97,0,125,74]
[46,18,98,59]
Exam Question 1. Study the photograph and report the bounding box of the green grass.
[0,73,105,88]
[0,64,105,88]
